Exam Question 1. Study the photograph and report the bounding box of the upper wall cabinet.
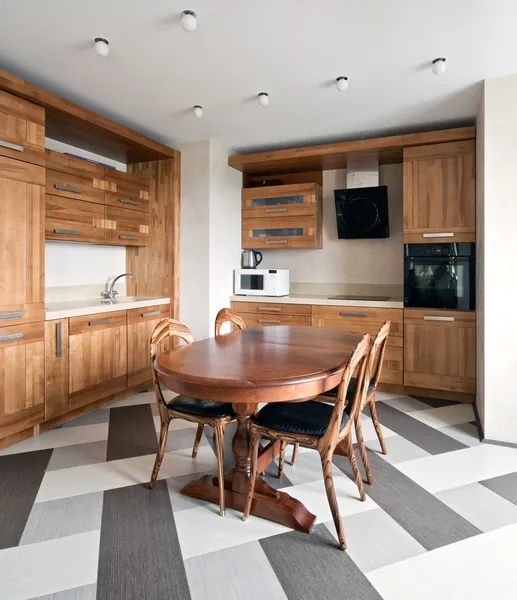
[403,140,475,243]
[242,182,322,249]
[104,169,150,213]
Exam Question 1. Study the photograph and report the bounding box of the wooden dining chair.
[242,333,372,551]
[148,318,235,516]
[214,307,245,337]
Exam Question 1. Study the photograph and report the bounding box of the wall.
[259,164,403,285]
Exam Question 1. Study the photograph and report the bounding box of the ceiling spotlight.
[258,92,269,107]
[432,57,447,75]
[181,10,197,32]
[336,76,349,92]
[192,105,203,118]
[94,37,110,57]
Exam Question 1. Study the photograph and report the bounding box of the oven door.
[404,256,475,310]
[235,270,269,296]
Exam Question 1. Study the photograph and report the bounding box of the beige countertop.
[45,296,170,320]
[230,294,403,309]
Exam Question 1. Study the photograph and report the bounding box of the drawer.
[239,313,311,328]
[45,149,105,179]
[0,303,44,327]
[231,301,311,316]
[242,215,319,250]
[0,320,44,347]
[127,304,170,325]
[69,311,127,336]
[243,204,316,220]
[404,308,475,326]
[105,170,150,213]
[105,205,149,247]
[46,168,105,204]
[45,195,106,243]
[242,183,320,210]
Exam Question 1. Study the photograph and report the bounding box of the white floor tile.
[375,435,430,465]
[374,391,407,402]
[396,444,517,493]
[367,522,517,600]
[0,531,100,600]
[409,404,475,429]
[352,413,398,447]
[109,389,164,408]
[35,445,218,503]
[153,414,198,432]
[440,422,481,447]
[380,396,431,413]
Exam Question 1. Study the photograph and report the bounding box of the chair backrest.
[214,308,245,337]
[150,319,195,407]
[320,333,371,449]
[368,320,391,395]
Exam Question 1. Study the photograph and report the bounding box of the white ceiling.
[0,0,515,154]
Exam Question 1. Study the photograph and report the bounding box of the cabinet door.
[242,183,318,219]
[45,195,106,243]
[0,322,45,439]
[0,156,44,326]
[45,319,69,420]
[403,140,475,243]
[105,170,150,214]
[46,168,105,205]
[105,205,149,246]
[69,311,127,410]
[242,215,320,249]
[127,304,170,388]
[404,309,475,393]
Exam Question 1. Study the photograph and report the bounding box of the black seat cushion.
[321,377,374,400]
[167,395,235,418]
[252,400,348,438]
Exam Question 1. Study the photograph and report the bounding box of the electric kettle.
[241,250,263,269]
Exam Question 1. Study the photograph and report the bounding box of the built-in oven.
[404,243,475,310]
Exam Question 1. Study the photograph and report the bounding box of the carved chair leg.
[278,440,287,478]
[354,415,373,485]
[243,431,262,521]
[347,434,366,502]
[290,443,299,466]
[192,423,204,458]
[149,416,170,489]
[320,449,347,551]
[370,399,387,455]
[213,423,226,516]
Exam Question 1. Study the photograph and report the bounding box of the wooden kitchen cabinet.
[68,311,128,410]
[404,309,475,394]
[231,301,311,327]
[403,140,475,243]
[0,321,45,439]
[45,195,106,243]
[45,319,69,420]
[105,205,149,246]
[105,169,150,214]
[127,303,170,388]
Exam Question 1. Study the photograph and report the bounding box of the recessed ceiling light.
[181,10,197,32]
[336,76,349,92]
[193,105,203,118]
[432,57,447,75]
[258,93,269,107]
[94,37,110,57]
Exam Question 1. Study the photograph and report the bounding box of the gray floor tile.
[165,426,209,452]
[47,441,108,471]
[380,396,431,413]
[410,396,458,408]
[441,422,481,447]
[167,471,215,513]
[374,435,430,465]
[185,541,287,600]
[106,403,158,461]
[20,492,103,545]
[481,471,517,505]
[34,584,97,600]
[326,508,426,573]
[260,524,382,600]
[62,409,110,428]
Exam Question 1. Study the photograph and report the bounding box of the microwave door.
[240,272,264,292]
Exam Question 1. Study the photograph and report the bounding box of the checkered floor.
[1,391,517,599]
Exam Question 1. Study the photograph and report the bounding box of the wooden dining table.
[154,325,363,533]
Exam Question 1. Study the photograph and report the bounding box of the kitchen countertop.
[45,296,170,320]
[230,294,403,309]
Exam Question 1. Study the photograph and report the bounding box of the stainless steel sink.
[327,295,391,301]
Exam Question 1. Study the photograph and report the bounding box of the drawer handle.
[0,139,24,152]
[339,312,368,318]
[88,318,115,326]
[120,198,139,206]
[56,322,62,357]
[422,232,454,238]
[258,318,281,324]
[0,333,24,343]
[265,240,288,245]
[54,184,83,194]
[0,311,24,320]
[120,235,138,241]
[423,316,455,322]
[258,307,281,312]
[265,208,287,213]
[142,310,161,318]
[54,228,82,236]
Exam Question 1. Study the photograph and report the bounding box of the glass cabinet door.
[250,195,304,207]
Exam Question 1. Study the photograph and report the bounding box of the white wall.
[259,164,403,285]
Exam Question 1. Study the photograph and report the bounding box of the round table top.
[155,326,363,405]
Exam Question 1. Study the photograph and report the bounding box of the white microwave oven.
[234,269,290,297]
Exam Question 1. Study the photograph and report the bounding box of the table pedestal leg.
[180,406,316,533]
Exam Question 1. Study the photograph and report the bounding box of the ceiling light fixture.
[192,105,203,118]
[336,76,349,92]
[432,57,447,75]
[258,92,269,107]
[94,37,110,57]
[181,10,197,32]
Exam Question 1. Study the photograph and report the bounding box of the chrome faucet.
[103,273,133,300]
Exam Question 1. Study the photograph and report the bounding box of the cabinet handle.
[0,311,24,320]
[88,317,115,326]
[266,240,288,245]
[0,333,24,343]
[54,184,83,194]
[339,312,368,318]
[56,322,62,357]
[120,198,139,206]
[54,229,82,236]
[0,139,24,152]
[120,235,138,241]
[423,315,455,322]
[258,306,281,312]
[265,208,287,213]
[422,232,454,238]
[142,310,161,318]
[258,318,281,324]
